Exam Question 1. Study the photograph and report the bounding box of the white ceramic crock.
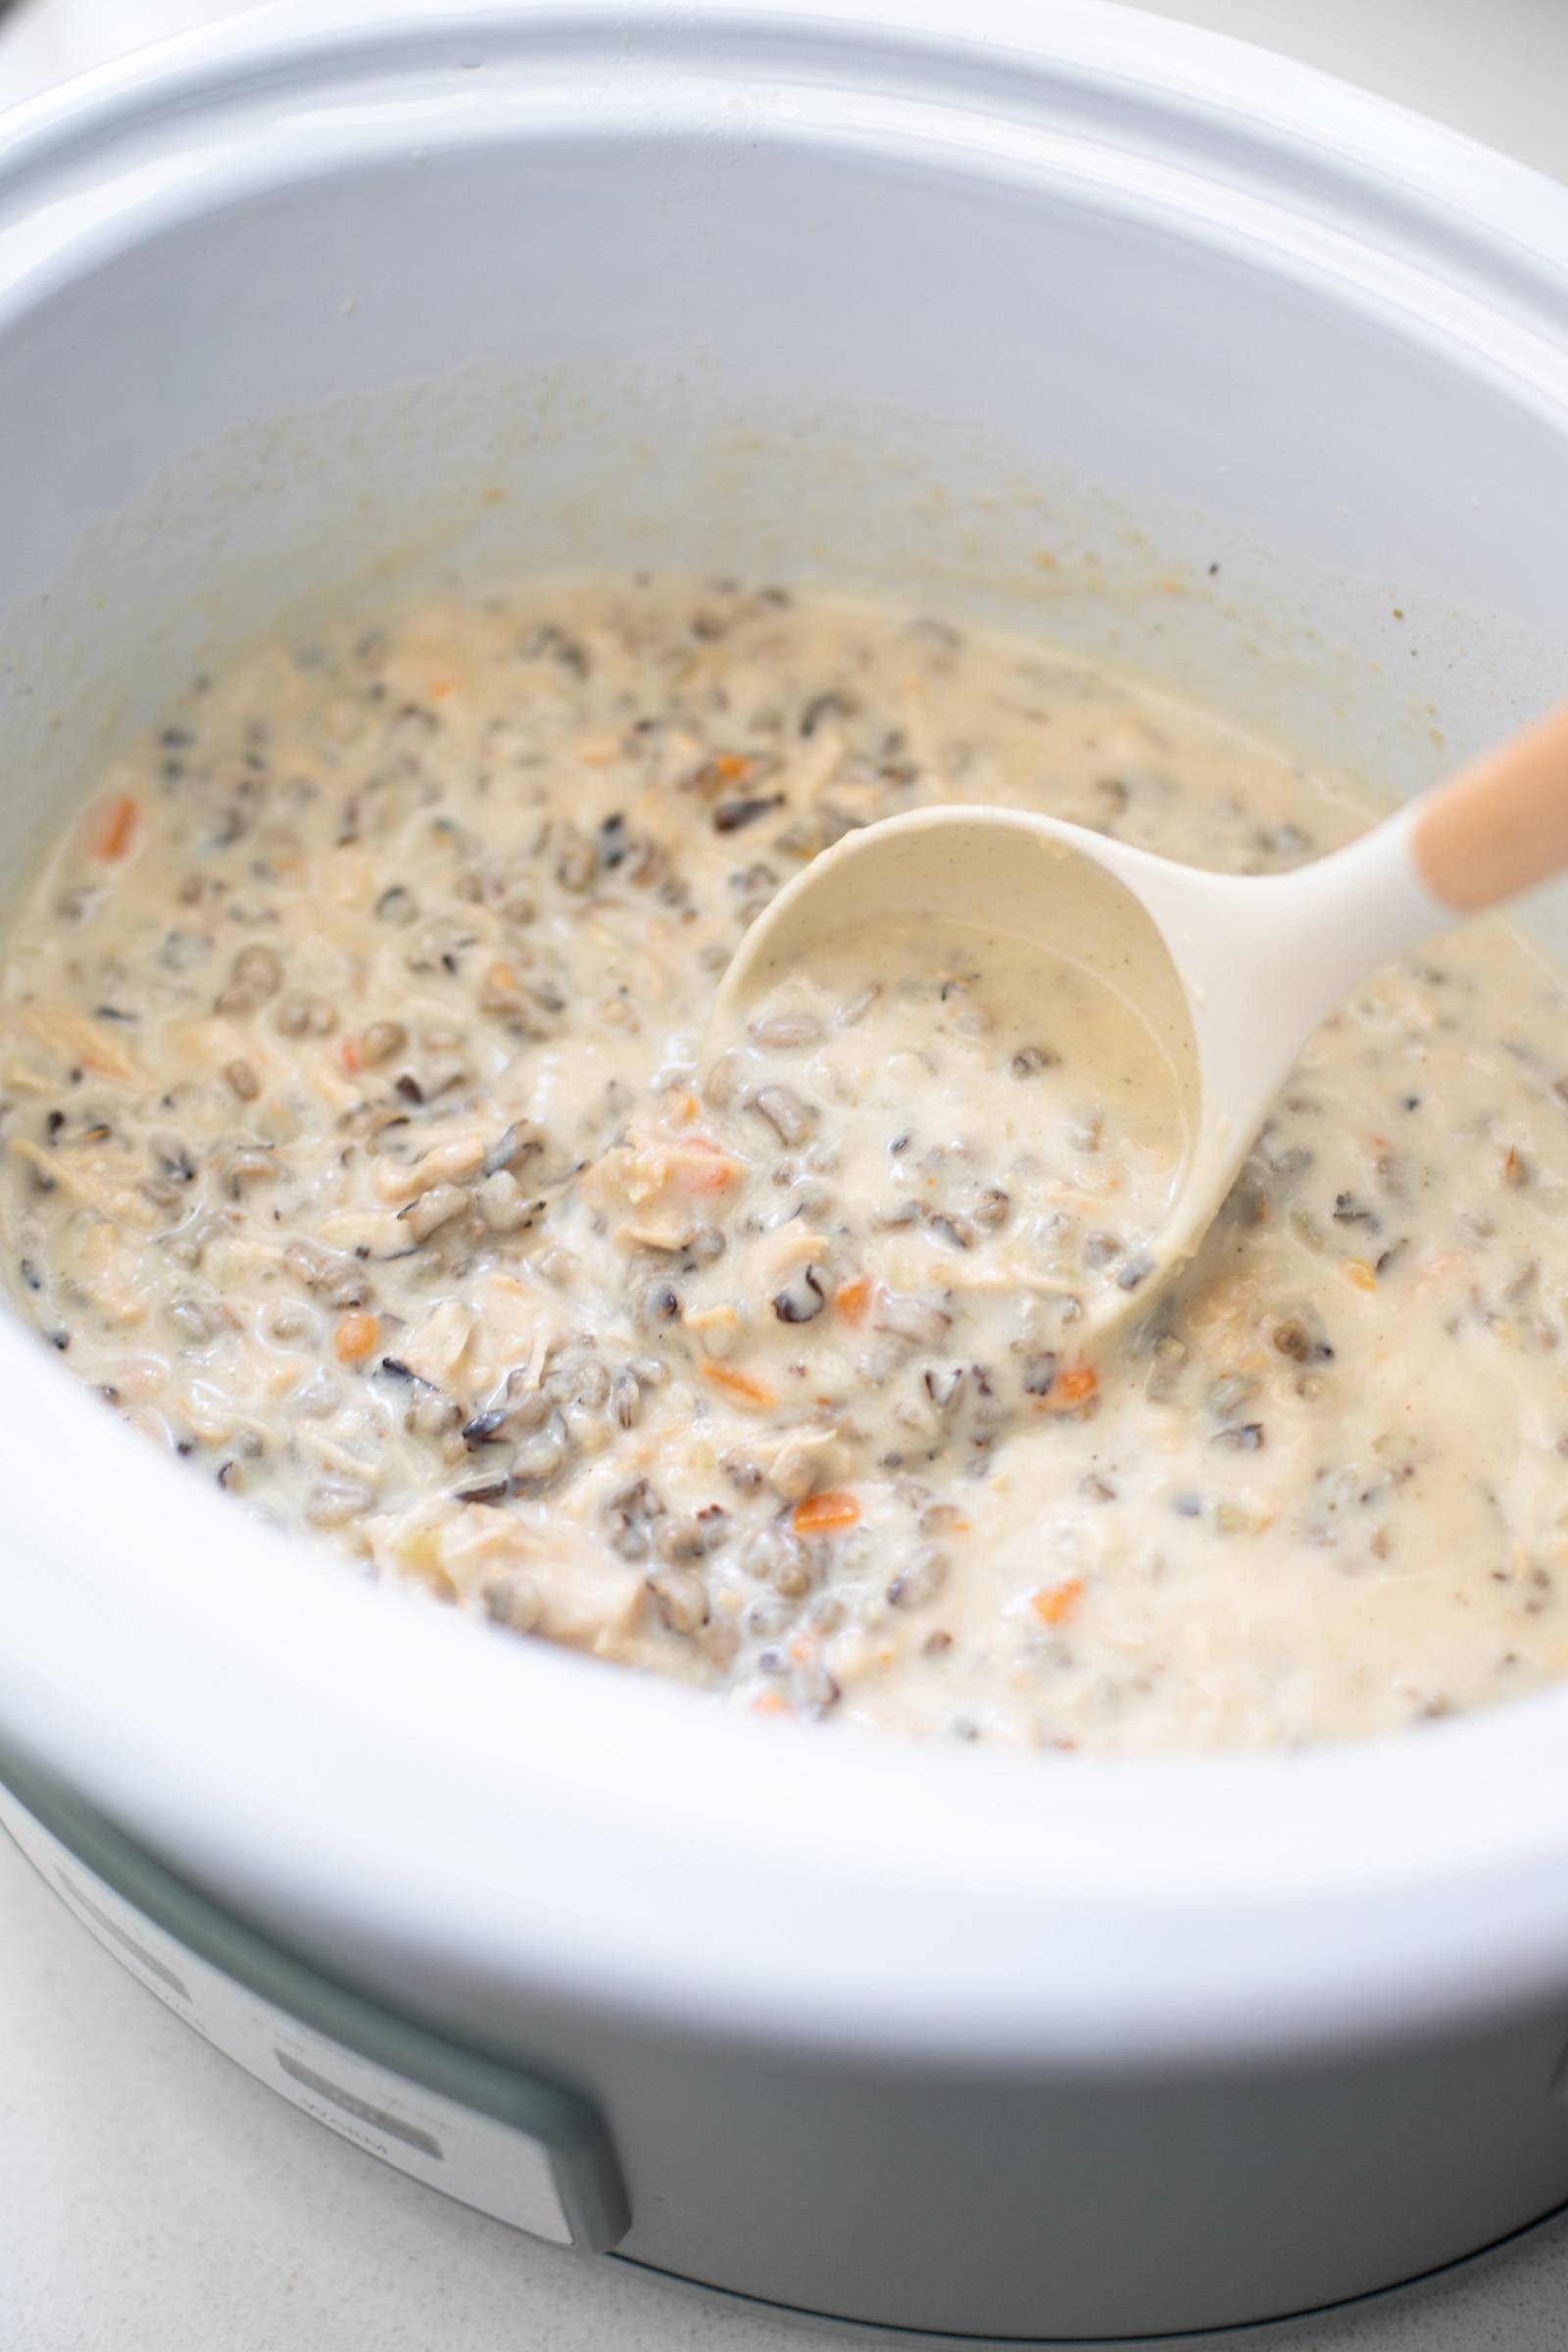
[3,3,1568,2338]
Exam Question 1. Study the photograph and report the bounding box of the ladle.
[714,704,1568,1341]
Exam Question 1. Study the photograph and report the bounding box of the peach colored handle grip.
[1412,703,1568,912]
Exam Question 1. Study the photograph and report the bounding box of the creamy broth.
[5,576,1568,1753]
[728,912,1191,1333]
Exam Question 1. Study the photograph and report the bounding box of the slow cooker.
[4,2,1568,2340]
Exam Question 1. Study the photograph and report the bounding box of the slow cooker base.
[612,2201,1568,2347]
[5,1745,1567,2347]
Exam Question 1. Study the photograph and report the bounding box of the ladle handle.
[1412,703,1568,913]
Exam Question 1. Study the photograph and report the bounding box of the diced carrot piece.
[1032,1576,1084,1627]
[667,1090,700,1126]
[792,1490,860,1536]
[751,1690,793,1717]
[338,1036,364,1076]
[1039,1363,1098,1412]
[713,753,751,781]
[428,676,454,701]
[672,1140,739,1197]
[834,1275,871,1325]
[90,794,138,860]
[334,1312,379,1364]
[1343,1259,1378,1292]
[700,1361,775,1409]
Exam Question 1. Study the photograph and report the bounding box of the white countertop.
[5,4,1568,2347]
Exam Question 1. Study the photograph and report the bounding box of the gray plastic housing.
[0,1746,627,2257]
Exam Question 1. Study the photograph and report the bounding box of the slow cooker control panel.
[0,1772,627,2253]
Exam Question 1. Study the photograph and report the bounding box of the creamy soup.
[5,577,1568,1752]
